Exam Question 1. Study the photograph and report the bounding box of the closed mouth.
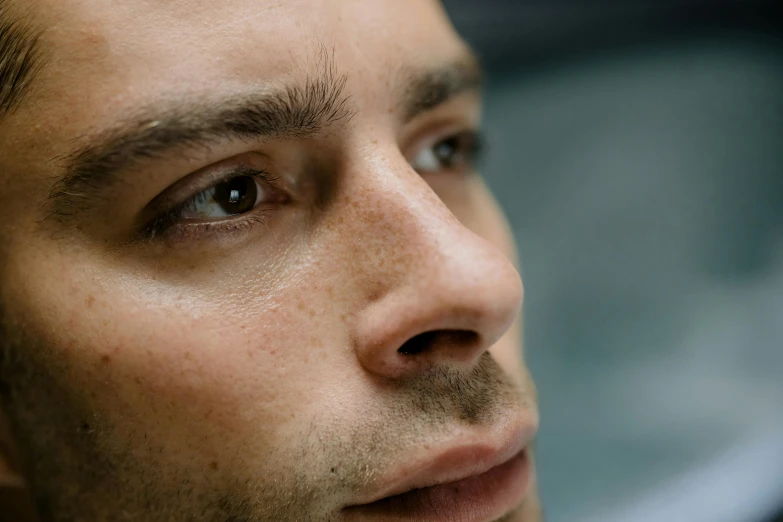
[345,448,531,522]
[343,410,537,522]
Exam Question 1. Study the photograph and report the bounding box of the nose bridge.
[343,149,480,290]
[342,149,523,379]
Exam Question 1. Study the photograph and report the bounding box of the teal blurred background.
[441,2,783,521]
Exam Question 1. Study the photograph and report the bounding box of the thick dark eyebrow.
[47,65,353,219]
[399,53,483,123]
[0,2,46,117]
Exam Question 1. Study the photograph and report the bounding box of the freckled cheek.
[12,243,360,459]
[53,295,338,456]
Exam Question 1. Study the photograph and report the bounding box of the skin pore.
[0,0,541,521]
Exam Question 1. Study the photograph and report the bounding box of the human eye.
[142,166,287,241]
[410,130,485,175]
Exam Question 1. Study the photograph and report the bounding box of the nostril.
[398,331,438,355]
[397,330,479,356]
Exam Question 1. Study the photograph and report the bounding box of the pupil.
[213,176,257,215]
[435,139,457,167]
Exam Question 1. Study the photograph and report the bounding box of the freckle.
[86,295,95,307]
[209,461,218,471]
[101,354,111,364]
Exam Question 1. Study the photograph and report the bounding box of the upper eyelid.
[139,120,478,223]
[147,104,475,208]
[402,104,481,148]
[151,122,475,197]
[140,169,274,239]
[407,126,483,160]
[143,161,271,213]
[138,164,273,231]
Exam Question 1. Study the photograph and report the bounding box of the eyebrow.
[400,54,483,123]
[46,53,483,221]
[47,62,353,219]
[0,3,46,117]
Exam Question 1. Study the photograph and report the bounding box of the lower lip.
[346,449,531,522]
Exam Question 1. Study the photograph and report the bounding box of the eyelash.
[141,167,277,240]
[141,129,485,242]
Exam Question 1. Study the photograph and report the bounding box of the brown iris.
[212,176,258,215]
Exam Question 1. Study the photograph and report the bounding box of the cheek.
[3,253,349,470]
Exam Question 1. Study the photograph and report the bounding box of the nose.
[350,154,523,380]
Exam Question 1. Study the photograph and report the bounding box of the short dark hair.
[0,1,44,116]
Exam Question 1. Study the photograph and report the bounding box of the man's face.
[0,0,540,520]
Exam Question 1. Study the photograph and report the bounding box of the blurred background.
[439,1,783,521]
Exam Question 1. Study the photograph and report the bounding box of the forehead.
[24,0,463,121]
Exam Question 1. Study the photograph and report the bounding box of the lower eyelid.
[154,208,273,244]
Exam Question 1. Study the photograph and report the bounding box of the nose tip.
[353,255,523,380]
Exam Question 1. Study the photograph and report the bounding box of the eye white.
[411,144,442,173]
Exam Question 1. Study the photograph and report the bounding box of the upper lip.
[348,409,538,506]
